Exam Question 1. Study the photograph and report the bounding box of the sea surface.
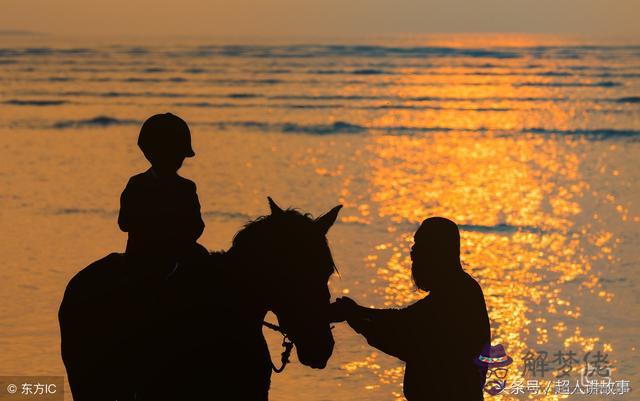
[0,33,638,400]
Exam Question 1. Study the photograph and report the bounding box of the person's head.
[137,113,195,174]
[410,217,462,291]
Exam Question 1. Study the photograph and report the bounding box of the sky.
[1,0,639,39]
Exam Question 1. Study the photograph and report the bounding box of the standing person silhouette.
[332,217,490,400]
[118,112,207,272]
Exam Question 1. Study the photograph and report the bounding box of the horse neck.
[218,250,275,321]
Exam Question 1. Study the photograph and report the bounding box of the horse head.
[227,197,341,369]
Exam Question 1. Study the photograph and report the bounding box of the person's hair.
[412,217,462,290]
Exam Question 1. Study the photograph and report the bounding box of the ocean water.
[0,34,638,400]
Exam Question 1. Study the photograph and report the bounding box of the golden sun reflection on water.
[340,131,618,400]
[1,33,637,401]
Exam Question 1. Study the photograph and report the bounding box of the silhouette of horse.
[59,197,342,400]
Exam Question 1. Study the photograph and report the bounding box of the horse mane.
[226,208,337,276]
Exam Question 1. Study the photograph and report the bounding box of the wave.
[593,72,640,78]
[172,101,340,109]
[3,44,640,62]
[514,81,622,88]
[42,116,640,139]
[282,121,365,134]
[125,47,149,55]
[0,45,522,60]
[171,101,514,111]
[164,45,525,59]
[280,104,340,109]
[226,93,260,99]
[52,90,208,98]
[522,128,640,137]
[52,116,140,129]
[310,68,392,75]
[458,223,541,234]
[317,45,522,59]
[211,121,367,135]
[10,69,635,90]
[47,117,362,134]
[142,67,168,73]
[5,99,67,106]
[24,89,639,106]
[0,30,44,36]
[173,102,240,108]
[209,122,640,138]
[123,76,188,83]
[270,94,570,103]
[0,47,95,56]
[261,69,293,74]
[537,71,573,77]
[616,96,640,103]
[206,78,283,85]
[53,208,116,216]
[467,71,640,79]
[174,101,342,109]
[375,105,514,111]
[207,121,640,137]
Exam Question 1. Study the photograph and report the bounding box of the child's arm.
[186,181,205,241]
[117,182,132,232]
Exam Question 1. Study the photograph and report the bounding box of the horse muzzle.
[295,333,334,369]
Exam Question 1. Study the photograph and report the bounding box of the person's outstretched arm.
[334,297,414,361]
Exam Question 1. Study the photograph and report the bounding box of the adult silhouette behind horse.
[59,198,341,400]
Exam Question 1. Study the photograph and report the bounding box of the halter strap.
[262,320,294,373]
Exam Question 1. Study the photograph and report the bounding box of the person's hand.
[328,296,359,323]
[328,301,347,323]
[335,296,358,310]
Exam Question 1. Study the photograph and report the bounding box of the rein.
[262,320,294,373]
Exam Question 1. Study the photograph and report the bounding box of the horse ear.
[268,197,284,215]
[315,205,342,235]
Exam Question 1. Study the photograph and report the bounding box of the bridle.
[262,319,335,373]
[262,320,294,373]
